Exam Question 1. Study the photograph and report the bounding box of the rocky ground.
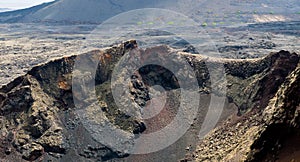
[0,38,299,161]
[0,21,300,162]
[0,21,300,87]
[183,50,300,161]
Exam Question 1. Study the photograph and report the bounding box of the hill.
[0,0,298,24]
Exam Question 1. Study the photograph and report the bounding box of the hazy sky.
[0,0,55,9]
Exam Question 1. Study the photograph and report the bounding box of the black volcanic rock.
[184,51,300,161]
[0,40,300,161]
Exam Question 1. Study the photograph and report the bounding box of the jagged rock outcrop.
[0,40,299,161]
[183,51,300,161]
[0,40,139,161]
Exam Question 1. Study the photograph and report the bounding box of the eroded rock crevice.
[0,40,299,161]
[185,53,300,161]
